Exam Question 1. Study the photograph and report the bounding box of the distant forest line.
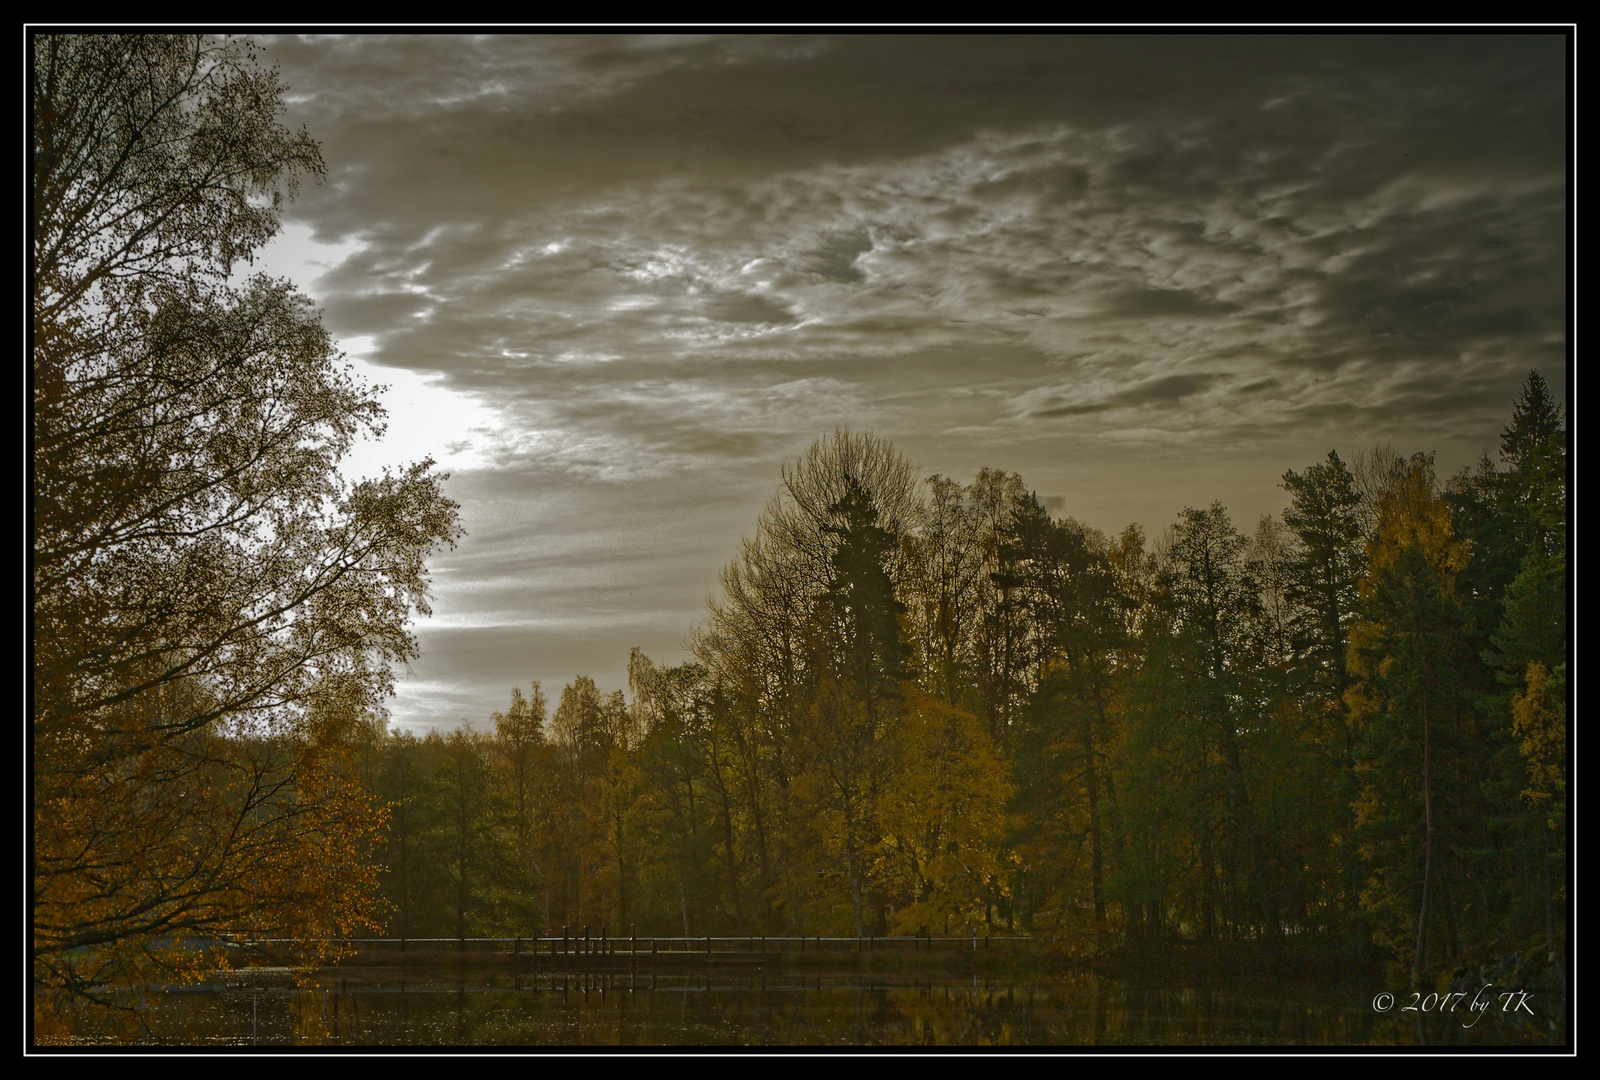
[368,378,1566,984]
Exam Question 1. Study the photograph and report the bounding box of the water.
[61,964,1563,1047]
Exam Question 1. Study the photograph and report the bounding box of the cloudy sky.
[246,33,1568,734]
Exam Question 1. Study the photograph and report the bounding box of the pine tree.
[1281,451,1366,753]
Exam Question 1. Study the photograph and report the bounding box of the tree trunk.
[1083,708,1106,949]
[676,866,691,939]
[1413,684,1433,985]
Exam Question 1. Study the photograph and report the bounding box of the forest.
[31,34,1567,1029]
[358,402,1567,984]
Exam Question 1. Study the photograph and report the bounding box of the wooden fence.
[211,930,1032,967]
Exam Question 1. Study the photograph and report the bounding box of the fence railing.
[210,932,1031,957]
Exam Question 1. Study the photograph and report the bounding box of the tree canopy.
[31,33,462,1018]
[402,387,1562,994]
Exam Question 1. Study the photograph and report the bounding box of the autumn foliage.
[375,393,1563,983]
[30,34,461,1025]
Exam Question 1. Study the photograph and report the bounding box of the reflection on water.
[96,965,1562,1047]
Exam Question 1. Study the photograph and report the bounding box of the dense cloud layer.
[253,34,1567,731]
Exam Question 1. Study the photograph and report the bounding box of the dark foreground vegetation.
[32,33,1566,1042]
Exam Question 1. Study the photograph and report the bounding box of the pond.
[59,962,1566,1048]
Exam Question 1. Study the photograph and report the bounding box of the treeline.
[368,378,1565,979]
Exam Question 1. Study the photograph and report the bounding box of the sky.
[244,33,1569,734]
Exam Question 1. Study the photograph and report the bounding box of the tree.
[32,36,322,337]
[1346,454,1475,981]
[905,475,984,706]
[628,662,731,935]
[1152,503,1267,941]
[542,674,646,932]
[1498,371,1563,482]
[488,684,551,926]
[1247,514,1297,673]
[799,475,915,936]
[490,683,549,854]
[693,431,924,934]
[552,676,630,779]
[1279,451,1370,948]
[1484,371,1568,685]
[1003,499,1127,945]
[31,34,463,1011]
[1280,452,1366,736]
[432,728,536,943]
[373,732,439,942]
[820,475,911,704]
[1468,372,1568,951]
[878,690,1011,936]
[1511,662,1566,833]
[967,469,1033,747]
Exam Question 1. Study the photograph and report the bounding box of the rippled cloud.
[254,33,1567,728]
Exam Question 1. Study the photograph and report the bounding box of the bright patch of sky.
[245,222,517,480]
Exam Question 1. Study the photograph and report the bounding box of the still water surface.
[108,965,1559,1047]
